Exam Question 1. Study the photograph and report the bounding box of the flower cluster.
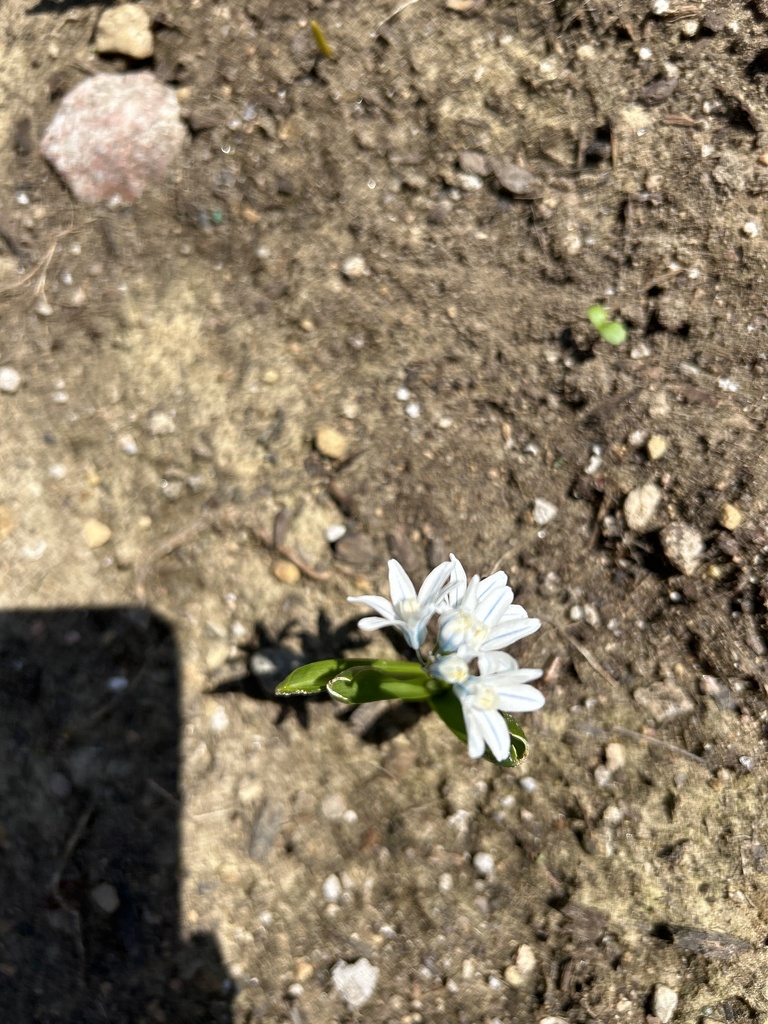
[348,555,544,762]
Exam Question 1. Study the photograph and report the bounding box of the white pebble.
[147,410,176,436]
[118,433,139,455]
[331,958,379,1009]
[0,367,22,394]
[519,775,538,793]
[321,793,347,820]
[48,463,67,480]
[652,984,679,1024]
[341,254,369,279]
[395,386,411,401]
[742,220,759,238]
[405,401,421,419]
[532,498,558,526]
[651,0,669,12]
[473,851,495,879]
[35,298,53,317]
[325,523,347,544]
[322,874,343,903]
[438,872,453,893]
[638,46,653,60]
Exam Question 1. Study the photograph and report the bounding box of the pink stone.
[40,71,187,205]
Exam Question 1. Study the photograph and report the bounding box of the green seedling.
[588,304,627,346]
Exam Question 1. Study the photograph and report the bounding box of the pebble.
[205,641,230,671]
[82,518,112,549]
[321,793,347,820]
[472,851,495,879]
[605,742,626,772]
[41,72,186,205]
[322,874,343,903]
[634,680,694,724]
[272,559,301,585]
[652,984,678,1023]
[95,3,154,59]
[331,958,379,1009]
[504,943,536,986]
[719,503,742,531]
[91,883,120,914]
[118,433,139,455]
[519,775,538,793]
[0,367,21,394]
[647,434,668,460]
[660,522,704,575]
[532,498,558,526]
[341,254,369,279]
[314,425,349,460]
[147,410,176,436]
[325,523,347,544]
[623,482,662,532]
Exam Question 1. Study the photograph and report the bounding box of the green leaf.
[276,659,351,695]
[587,304,609,329]
[600,321,627,345]
[276,658,430,697]
[428,689,529,767]
[326,664,443,704]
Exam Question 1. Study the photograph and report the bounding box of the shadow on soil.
[0,608,232,1024]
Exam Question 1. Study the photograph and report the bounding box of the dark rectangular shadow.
[0,607,232,1023]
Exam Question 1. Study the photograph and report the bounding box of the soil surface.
[2,1,768,1022]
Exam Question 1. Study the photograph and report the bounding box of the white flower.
[438,570,540,658]
[348,558,453,650]
[455,657,545,761]
[429,653,471,685]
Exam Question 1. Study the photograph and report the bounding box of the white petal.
[388,559,416,606]
[477,652,518,674]
[348,595,396,620]
[356,615,397,633]
[477,709,512,762]
[485,617,541,648]
[477,571,509,598]
[461,703,486,758]
[417,560,453,604]
[495,683,545,712]
[476,586,513,626]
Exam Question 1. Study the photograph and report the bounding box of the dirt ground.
[2,0,768,1021]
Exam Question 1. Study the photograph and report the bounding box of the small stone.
[0,367,21,394]
[82,518,112,549]
[647,434,668,460]
[41,72,186,205]
[624,482,663,532]
[742,220,759,238]
[532,498,558,526]
[331,958,379,1009]
[205,641,230,671]
[472,852,495,878]
[314,426,349,460]
[334,531,376,566]
[341,255,369,279]
[660,522,704,575]
[91,883,120,914]
[147,410,176,436]
[295,960,314,983]
[273,559,301,585]
[652,984,678,1024]
[322,874,343,903]
[720,503,742,531]
[95,4,154,60]
[605,742,626,772]
[634,680,695,724]
[490,159,540,196]
[118,433,139,455]
[513,944,536,977]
